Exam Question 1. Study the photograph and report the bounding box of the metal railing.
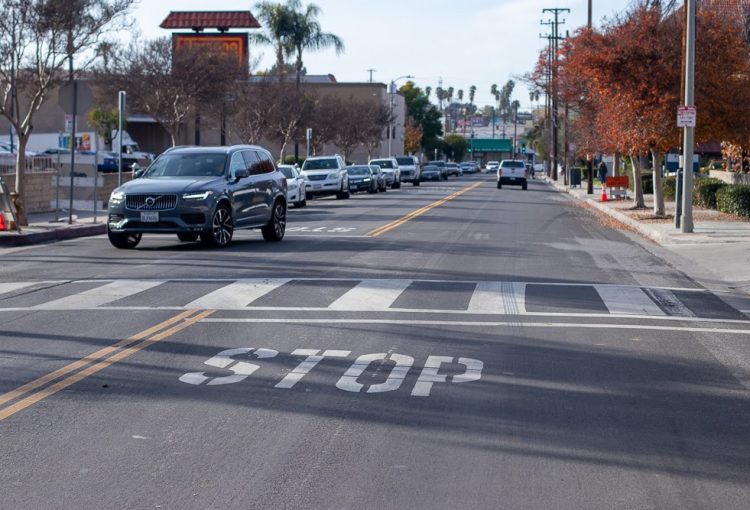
[0,156,56,174]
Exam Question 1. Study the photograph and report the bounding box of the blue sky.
[132,0,634,109]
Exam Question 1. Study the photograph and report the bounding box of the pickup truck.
[497,160,528,190]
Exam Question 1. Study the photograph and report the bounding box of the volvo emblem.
[145,196,156,207]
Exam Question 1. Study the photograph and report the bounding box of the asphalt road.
[1,173,750,509]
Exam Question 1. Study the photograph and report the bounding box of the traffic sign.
[677,105,696,128]
[58,80,93,114]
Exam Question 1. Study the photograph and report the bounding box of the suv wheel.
[413,179,420,187]
[201,204,233,248]
[336,183,346,200]
[108,228,141,249]
[262,200,286,242]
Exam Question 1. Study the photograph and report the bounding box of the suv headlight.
[182,191,213,200]
[328,172,340,180]
[110,190,125,202]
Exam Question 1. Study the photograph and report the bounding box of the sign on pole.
[677,105,696,128]
[58,81,93,114]
[64,115,74,133]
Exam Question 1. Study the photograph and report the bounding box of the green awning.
[468,138,512,153]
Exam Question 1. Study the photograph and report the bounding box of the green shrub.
[628,174,653,194]
[282,155,305,166]
[662,176,677,201]
[716,185,750,218]
[692,177,727,209]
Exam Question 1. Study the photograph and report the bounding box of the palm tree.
[469,85,476,105]
[285,1,344,87]
[457,89,464,103]
[252,1,297,72]
[447,86,454,104]
[425,86,432,101]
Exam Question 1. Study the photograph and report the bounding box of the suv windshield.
[501,161,525,168]
[396,157,414,166]
[145,153,227,178]
[347,167,370,176]
[370,160,394,169]
[303,158,338,170]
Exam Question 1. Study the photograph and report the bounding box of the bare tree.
[307,94,342,155]
[101,38,243,147]
[360,101,392,160]
[0,0,134,224]
[269,87,314,161]
[229,79,286,145]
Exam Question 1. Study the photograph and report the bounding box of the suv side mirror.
[234,168,249,180]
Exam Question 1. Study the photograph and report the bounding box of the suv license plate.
[140,211,159,222]
[314,184,322,190]
[510,177,516,181]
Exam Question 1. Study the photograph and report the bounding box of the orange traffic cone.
[600,186,608,202]
[0,213,6,232]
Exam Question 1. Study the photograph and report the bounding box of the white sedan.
[278,164,307,208]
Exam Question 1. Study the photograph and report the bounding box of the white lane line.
[33,280,165,310]
[184,279,289,310]
[645,288,696,317]
[328,279,411,310]
[595,285,666,316]
[201,317,750,335]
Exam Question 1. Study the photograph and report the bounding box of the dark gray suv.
[107,145,287,249]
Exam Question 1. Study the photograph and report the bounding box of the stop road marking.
[179,348,483,397]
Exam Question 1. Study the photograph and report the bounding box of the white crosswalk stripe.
[33,280,166,310]
[0,281,56,296]
[595,285,666,316]
[329,279,412,311]
[467,282,527,314]
[184,279,289,310]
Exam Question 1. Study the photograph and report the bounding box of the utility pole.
[540,27,553,177]
[588,0,592,28]
[681,0,696,233]
[367,69,376,83]
[541,9,568,181]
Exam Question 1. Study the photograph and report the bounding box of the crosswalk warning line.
[328,279,412,310]
[595,285,666,316]
[184,279,290,310]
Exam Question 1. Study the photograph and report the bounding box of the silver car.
[107,145,287,249]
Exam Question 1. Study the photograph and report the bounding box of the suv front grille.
[307,174,328,181]
[126,194,177,211]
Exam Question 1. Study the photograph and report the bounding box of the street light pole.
[680,0,696,233]
[388,75,413,157]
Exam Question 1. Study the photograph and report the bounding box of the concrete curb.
[544,178,672,246]
[0,223,106,247]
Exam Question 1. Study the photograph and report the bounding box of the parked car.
[368,158,401,189]
[0,141,36,157]
[278,164,307,208]
[486,161,500,173]
[427,160,449,180]
[369,165,387,192]
[460,162,476,174]
[107,145,288,249]
[446,162,462,177]
[39,147,71,155]
[300,154,350,199]
[98,151,141,173]
[420,165,442,182]
[395,156,421,186]
[497,159,529,190]
[346,165,378,194]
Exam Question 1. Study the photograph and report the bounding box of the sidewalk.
[546,177,750,296]
[0,210,106,247]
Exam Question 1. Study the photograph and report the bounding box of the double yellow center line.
[368,182,483,237]
[0,309,213,422]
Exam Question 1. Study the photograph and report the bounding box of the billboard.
[172,33,248,67]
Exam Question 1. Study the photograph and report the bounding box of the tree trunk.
[651,149,665,216]
[631,154,645,208]
[14,135,29,226]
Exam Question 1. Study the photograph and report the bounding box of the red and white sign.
[677,105,696,128]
